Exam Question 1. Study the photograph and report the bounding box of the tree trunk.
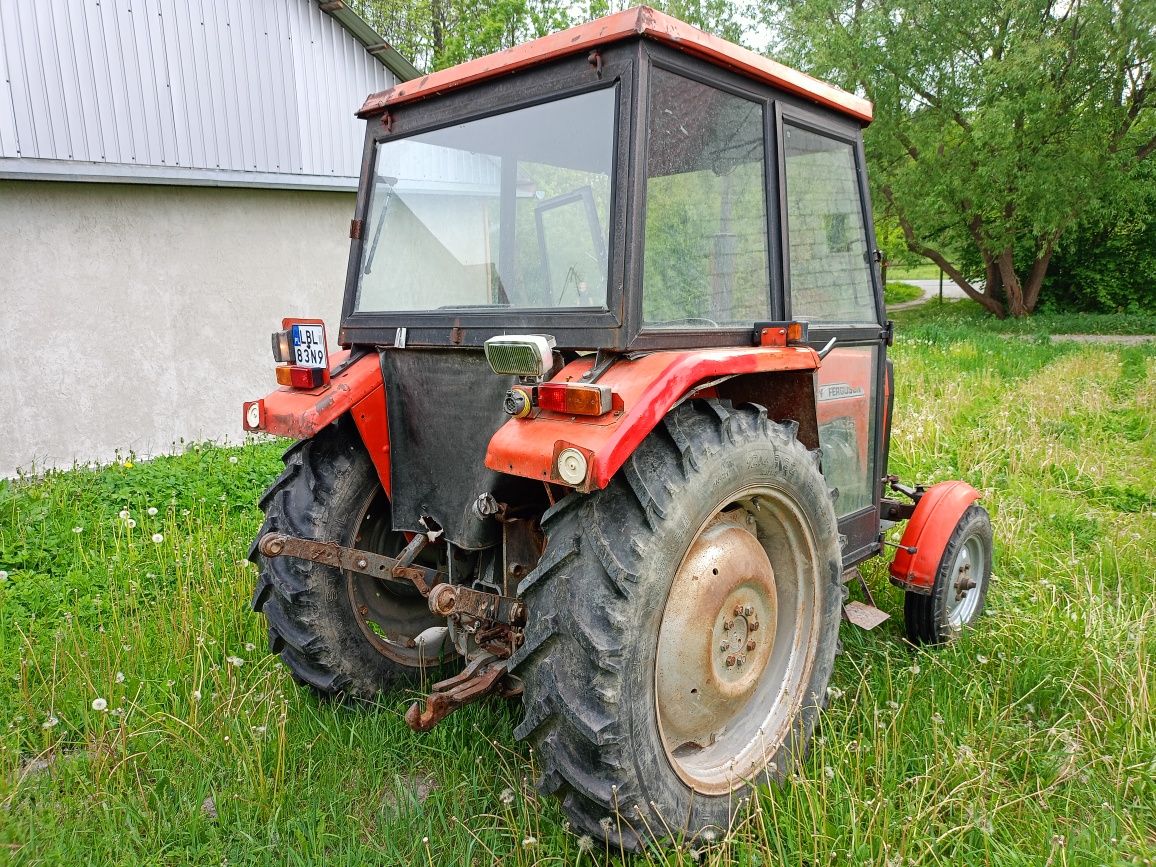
[996,250,1029,317]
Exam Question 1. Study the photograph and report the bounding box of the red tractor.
[244,7,992,849]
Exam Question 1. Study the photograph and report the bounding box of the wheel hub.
[656,512,777,754]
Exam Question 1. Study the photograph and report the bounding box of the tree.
[765,0,1156,317]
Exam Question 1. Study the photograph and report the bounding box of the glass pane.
[356,88,615,313]
[643,69,769,329]
[817,345,877,516]
[783,125,877,323]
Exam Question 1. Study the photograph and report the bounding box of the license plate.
[291,324,327,369]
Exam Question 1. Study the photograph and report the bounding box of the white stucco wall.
[0,179,351,476]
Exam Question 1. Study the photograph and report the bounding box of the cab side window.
[783,124,877,323]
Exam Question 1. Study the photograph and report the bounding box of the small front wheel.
[904,504,992,644]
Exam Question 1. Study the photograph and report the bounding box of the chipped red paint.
[888,481,982,591]
[357,7,873,123]
[484,346,821,492]
[248,352,384,441]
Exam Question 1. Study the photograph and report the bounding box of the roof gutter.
[315,0,421,82]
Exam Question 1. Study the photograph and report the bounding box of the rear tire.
[250,420,448,698]
[904,504,992,645]
[510,399,843,850]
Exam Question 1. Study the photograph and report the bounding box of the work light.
[484,335,556,378]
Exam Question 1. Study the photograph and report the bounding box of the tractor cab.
[244,8,991,851]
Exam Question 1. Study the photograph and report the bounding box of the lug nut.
[746,639,756,652]
[736,655,745,667]
[719,642,728,652]
[733,603,744,617]
[743,605,754,617]
[725,655,737,668]
[723,619,734,631]
[748,619,759,631]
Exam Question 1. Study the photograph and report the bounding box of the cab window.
[642,69,770,329]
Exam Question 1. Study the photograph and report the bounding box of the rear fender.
[484,346,820,492]
[243,352,392,493]
[888,481,981,592]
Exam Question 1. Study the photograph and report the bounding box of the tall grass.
[1,314,1153,865]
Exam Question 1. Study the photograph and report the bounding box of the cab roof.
[357,6,873,124]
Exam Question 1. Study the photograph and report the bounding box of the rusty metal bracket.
[256,532,445,596]
[404,655,507,732]
[427,583,526,626]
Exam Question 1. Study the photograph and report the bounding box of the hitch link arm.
[257,532,445,595]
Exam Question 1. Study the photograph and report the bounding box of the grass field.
[1,307,1154,865]
[884,282,924,305]
[887,264,942,281]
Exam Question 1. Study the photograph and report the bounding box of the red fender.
[484,346,820,492]
[242,352,392,494]
[888,481,982,592]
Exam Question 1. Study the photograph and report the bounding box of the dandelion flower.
[115,671,125,683]
[192,690,202,702]
[824,766,835,779]
[42,715,59,729]
[976,654,989,664]
[521,837,537,848]
[125,518,136,529]
[499,788,515,806]
[91,698,107,712]
[244,642,255,652]
[577,835,594,852]
[0,571,8,582]
[226,656,244,667]
[72,526,83,534]
[123,460,133,468]
[910,664,921,675]
[119,509,130,520]
[147,507,158,517]
[151,533,164,544]
[229,456,239,464]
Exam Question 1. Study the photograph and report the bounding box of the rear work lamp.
[484,335,556,379]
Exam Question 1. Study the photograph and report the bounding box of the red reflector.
[537,383,612,416]
[275,365,326,389]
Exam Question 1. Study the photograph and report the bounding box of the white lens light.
[484,335,556,378]
[245,403,261,429]
[556,448,588,486]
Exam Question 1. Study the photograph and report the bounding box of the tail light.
[537,383,612,416]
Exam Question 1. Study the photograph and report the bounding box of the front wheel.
[904,504,992,644]
[510,400,843,850]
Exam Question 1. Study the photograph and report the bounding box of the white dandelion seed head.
[91,698,108,711]
[125,518,137,529]
[521,837,537,848]
[42,715,59,729]
[192,690,202,702]
[499,788,515,806]
[577,835,594,852]
[886,700,900,710]
[976,654,989,664]
[824,766,835,779]
[701,828,717,843]
[0,571,8,582]
[244,643,255,652]
[181,509,190,516]
[115,671,125,683]
[147,507,158,517]
[151,533,164,544]
[72,526,83,534]
[599,817,613,832]
[910,664,921,675]
[229,456,239,464]
[119,510,130,520]
[226,656,244,667]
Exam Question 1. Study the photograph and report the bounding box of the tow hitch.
[256,532,523,730]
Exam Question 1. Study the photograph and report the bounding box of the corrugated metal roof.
[0,0,414,190]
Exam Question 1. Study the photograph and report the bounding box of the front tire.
[250,420,449,698]
[904,504,992,645]
[510,400,843,850]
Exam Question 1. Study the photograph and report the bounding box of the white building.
[0,0,417,476]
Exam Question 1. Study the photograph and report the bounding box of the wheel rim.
[655,486,821,795]
[944,533,987,628]
[345,488,451,668]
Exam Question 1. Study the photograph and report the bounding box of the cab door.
[777,108,887,566]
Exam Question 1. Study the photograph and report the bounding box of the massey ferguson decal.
[818,382,865,401]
